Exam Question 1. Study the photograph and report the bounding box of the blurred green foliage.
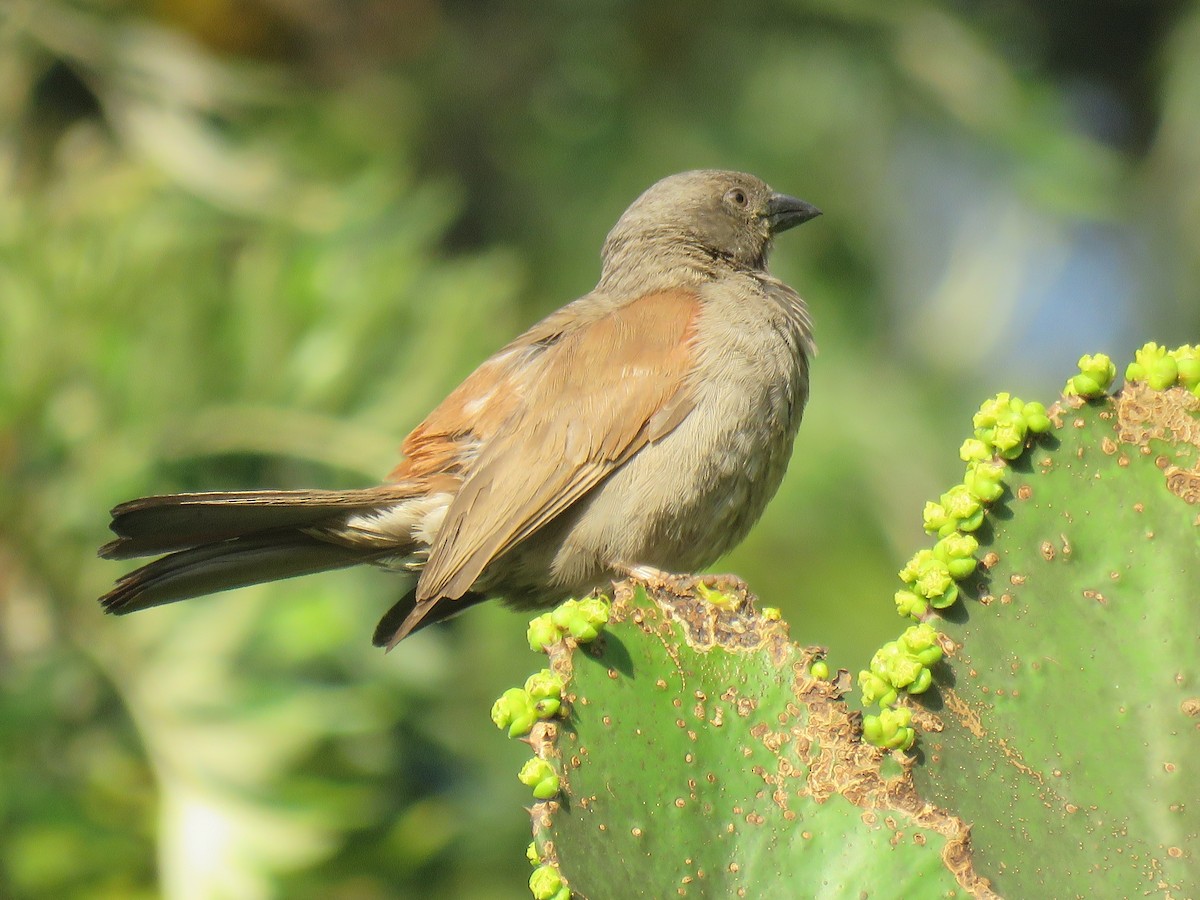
[1,0,1197,897]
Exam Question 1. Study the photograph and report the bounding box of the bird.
[98,170,821,649]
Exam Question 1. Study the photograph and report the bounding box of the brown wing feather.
[413,289,701,604]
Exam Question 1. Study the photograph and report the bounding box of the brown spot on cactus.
[943,688,987,739]
[1165,467,1200,503]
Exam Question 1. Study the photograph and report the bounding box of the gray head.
[600,170,820,284]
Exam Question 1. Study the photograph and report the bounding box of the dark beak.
[765,193,821,233]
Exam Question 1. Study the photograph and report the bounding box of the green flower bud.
[913,558,953,600]
[992,418,1027,459]
[1067,353,1115,397]
[915,647,942,668]
[972,459,1007,486]
[900,625,943,666]
[868,643,897,678]
[1079,353,1116,389]
[862,713,883,744]
[864,707,915,750]
[941,484,982,523]
[566,616,600,643]
[527,842,540,866]
[946,556,977,580]
[492,687,538,738]
[886,706,913,729]
[550,600,580,629]
[564,596,611,643]
[1172,345,1200,390]
[955,508,985,534]
[1130,342,1177,390]
[922,500,951,535]
[902,552,965,606]
[518,758,560,800]
[945,556,974,585]
[859,670,898,708]
[908,667,933,694]
[894,589,928,619]
[527,614,562,653]
[933,528,979,579]
[899,548,933,584]
[927,582,959,609]
[524,670,564,719]
[1021,400,1051,433]
[1064,373,1101,397]
[533,697,560,718]
[933,532,978,563]
[533,776,561,800]
[575,595,611,627]
[761,606,782,621]
[964,461,1005,504]
[810,660,830,680]
[526,669,565,703]
[529,864,569,900]
[959,438,991,462]
[1150,359,1179,390]
[899,622,938,652]
[973,393,1014,429]
[872,643,923,689]
[547,597,610,644]
[887,725,916,752]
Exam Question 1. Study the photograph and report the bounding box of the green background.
[2,1,1198,897]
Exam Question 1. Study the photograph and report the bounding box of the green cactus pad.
[502,365,1198,898]
[526,581,994,898]
[914,383,1200,897]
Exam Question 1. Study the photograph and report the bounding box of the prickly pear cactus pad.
[493,346,1199,899]
[508,582,995,899]
[905,374,1200,898]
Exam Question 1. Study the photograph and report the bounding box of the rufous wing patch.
[411,289,702,606]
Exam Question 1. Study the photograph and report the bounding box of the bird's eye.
[725,188,748,208]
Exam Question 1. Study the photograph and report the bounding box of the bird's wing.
[407,288,701,605]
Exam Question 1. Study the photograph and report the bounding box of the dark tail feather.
[372,589,487,649]
[101,487,418,559]
[100,532,389,615]
[98,487,460,645]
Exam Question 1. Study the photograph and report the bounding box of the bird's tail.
[98,487,419,616]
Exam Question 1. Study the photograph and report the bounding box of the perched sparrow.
[99,170,820,648]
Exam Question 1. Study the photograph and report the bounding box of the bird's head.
[601,170,820,280]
